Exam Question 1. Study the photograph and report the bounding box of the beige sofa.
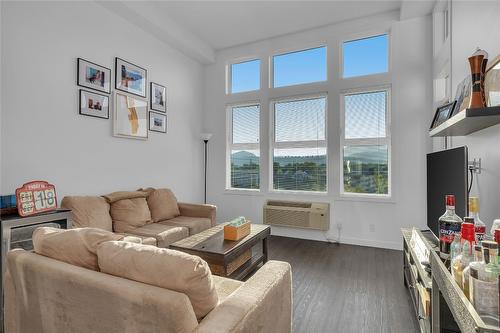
[5,229,293,333]
[61,188,216,247]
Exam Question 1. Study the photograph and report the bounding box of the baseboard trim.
[270,227,401,250]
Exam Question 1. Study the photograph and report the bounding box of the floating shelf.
[429,106,500,137]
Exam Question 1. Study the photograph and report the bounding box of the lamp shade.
[200,133,213,141]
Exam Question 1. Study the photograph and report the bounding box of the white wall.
[0,2,205,202]
[443,0,500,231]
[203,12,433,250]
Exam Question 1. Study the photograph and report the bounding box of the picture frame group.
[76,56,168,137]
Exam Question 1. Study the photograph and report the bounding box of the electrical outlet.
[369,224,375,232]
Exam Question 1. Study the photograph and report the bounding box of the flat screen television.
[427,146,469,236]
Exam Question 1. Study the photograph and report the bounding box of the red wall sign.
[15,181,57,217]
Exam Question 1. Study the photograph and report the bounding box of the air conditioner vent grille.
[263,200,329,231]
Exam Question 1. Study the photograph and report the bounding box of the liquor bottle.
[491,219,500,238]
[452,223,474,289]
[462,244,484,299]
[469,197,486,243]
[450,233,462,260]
[439,195,463,261]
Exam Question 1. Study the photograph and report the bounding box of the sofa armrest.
[194,261,292,333]
[178,203,216,226]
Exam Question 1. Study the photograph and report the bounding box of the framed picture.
[451,76,471,116]
[115,58,147,98]
[430,101,456,130]
[149,111,167,133]
[113,92,148,140]
[150,82,166,112]
[485,54,500,107]
[77,58,111,94]
[79,89,109,119]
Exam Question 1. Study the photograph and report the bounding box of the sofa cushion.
[61,196,113,231]
[33,227,123,270]
[159,216,211,235]
[145,188,181,222]
[212,276,243,302]
[116,233,157,246]
[97,241,219,319]
[103,191,152,233]
[127,223,188,248]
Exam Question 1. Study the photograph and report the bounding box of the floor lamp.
[200,133,212,204]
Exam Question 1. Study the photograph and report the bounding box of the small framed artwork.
[115,57,147,98]
[79,89,109,119]
[451,76,471,116]
[430,101,456,130]
[150,82,166,112]
[114,92,148,140]
[485,54,500,107]
[77,58,111,94]
[149,111,167,133]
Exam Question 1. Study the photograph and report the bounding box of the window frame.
[226,57,262,95]
[270,44,328,89]
[339,86,392,198]
[226,102,261,192]
[340,32,391,80]
[269,93,329,194]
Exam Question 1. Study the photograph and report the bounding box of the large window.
[273,46,327,88]
[341,89,390,196]
[230,59,260,93]
[227,104,260,190]
[271,96,327,192]
[343,34,388,78]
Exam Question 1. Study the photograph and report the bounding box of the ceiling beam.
[96,1,215,64]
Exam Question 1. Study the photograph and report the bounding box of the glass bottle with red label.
[439,195,463,262]
[469,197,486,243]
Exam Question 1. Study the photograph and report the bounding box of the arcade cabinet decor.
[15,181,57,217]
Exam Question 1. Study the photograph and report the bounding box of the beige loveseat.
[5,228,293,333]
[61,188,216,247]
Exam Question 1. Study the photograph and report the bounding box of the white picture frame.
[113,92,148,140]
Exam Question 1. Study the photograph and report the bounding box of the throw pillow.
[103,191,152,233]
[33,227,123,270]
[97,241,218,319]
[61,196,113,231]
[145,188,181,222]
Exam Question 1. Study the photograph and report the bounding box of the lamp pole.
[204,139,208,204]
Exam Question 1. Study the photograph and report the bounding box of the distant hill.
[231,147,387,167]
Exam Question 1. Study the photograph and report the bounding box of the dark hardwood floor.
[266,236,419,333]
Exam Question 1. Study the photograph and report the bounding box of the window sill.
[337,193,395,204]
[268,190,329,197]
[224,189,263,196]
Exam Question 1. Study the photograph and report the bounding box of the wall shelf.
[429,106,500,137]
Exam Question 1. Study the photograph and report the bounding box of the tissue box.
[224,220,251,241]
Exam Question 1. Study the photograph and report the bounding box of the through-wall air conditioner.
[263,200,329,231]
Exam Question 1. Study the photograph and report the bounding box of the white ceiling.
[155,1,402,50]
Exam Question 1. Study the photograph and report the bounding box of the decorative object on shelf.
[452,76,471,116]
[150,82,166,113]
[430,101,456,129]
[115,57,147,98]
[15,181,57,217]
[77,58,111,94]
[114,92,148,140]
[200,133,212,204]
[468,48,488,109]
[0,194,17,216]
[485,54,500,107]
[224,217,251,241]
[79,89,109,119]
[149,111,167,133]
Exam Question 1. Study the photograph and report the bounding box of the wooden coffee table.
[170,223,270,280]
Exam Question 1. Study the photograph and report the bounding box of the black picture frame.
[149,111,167,133]
[150,82,167,113]
[77,58,111,94]
[430,101,456,130]
[79,89,110,119]
[115,57,147,98]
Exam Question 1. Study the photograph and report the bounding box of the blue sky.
[231,34,388,156]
